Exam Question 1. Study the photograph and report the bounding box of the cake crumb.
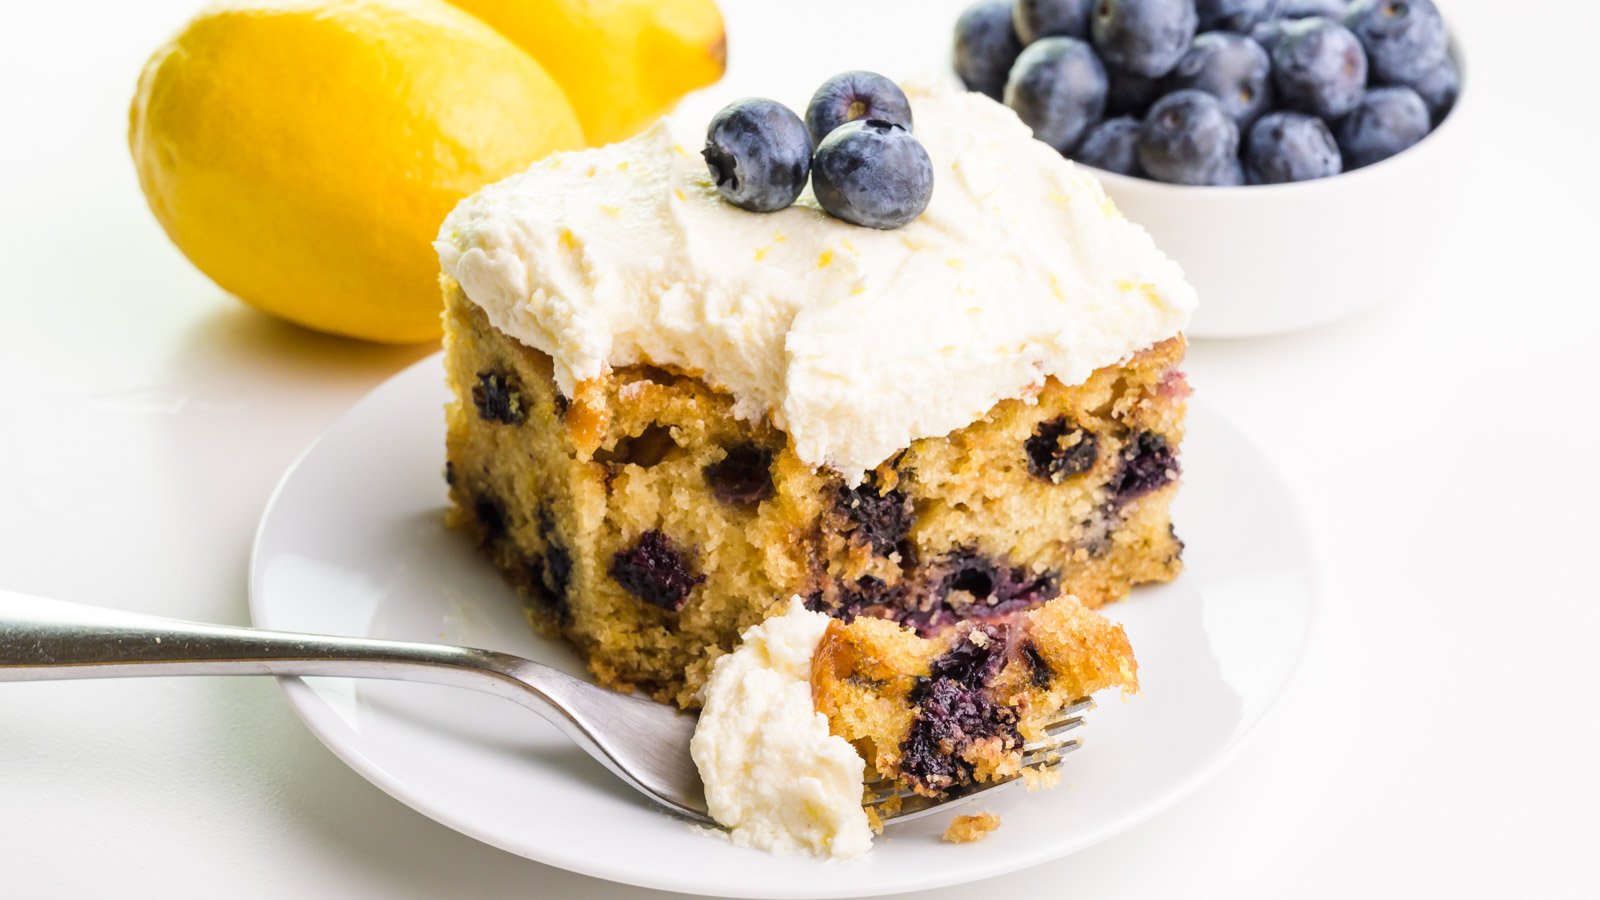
[1022,764,1063,792]
[868,793,902,830]
[864,804,885,835]
[942,813,1001,843]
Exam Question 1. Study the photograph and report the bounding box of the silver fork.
[0,590,1089,827]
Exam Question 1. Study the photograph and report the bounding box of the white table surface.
[2,0,1593,896]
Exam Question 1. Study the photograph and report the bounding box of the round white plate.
[249,353,1316,898]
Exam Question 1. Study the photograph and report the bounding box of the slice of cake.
[435,81,1196,708]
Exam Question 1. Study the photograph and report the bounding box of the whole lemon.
[448,0,726,146]
[130,0,584,343]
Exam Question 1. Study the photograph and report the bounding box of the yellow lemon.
[130,0,584,343]
[448,0,726,145]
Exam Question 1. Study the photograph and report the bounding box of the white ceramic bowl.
[1093,32,1476,339]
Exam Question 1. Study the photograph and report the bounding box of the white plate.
[249,353,1316,898]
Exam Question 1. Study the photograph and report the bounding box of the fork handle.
[0,589,712,823]
[0,589,519,695]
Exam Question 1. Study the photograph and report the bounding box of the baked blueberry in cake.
[434,79,1195,709]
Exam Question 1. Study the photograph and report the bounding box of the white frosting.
[689,598,872,859]
[437,82,1196,483]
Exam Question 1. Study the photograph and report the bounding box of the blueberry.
[1243,111,1341,183]
[1247,17,1293,51]
[807,574,903,623]
[834,478,915,555]
[472,370,527,425]
[609,530,705,612]
[1110,430,1179,501]
[1020,641,1055,689]
[1014,0,1095,43]
[1026,417,1102,480]
[816,545,1061,636]
[541,541,572,604]
[702,98,813,213]
[1137,89,1240,186]
[703,444,775,506]
[1343,0,1447,84]
[1280,0,1347,15]
[1271,17,1367,119]
[1336,85,1430,168]
[1164,31,1273,128]
[1105,67,1163,117]
[1249,11,1343,48]
[928,624,1011,689]
[931,550,1059,619]
[1090,0,1199,79]
[472,493,508,543]
[811,120,934,229]
[1210,158,1245,185]
[1196,0,1284,32]
[1074,116,1144,174]
[535,509,574,615]
[1003,36,1109,153]
[954,1,1025,101]
[805,71,913,146]
[900,676,1019,792]
[1396,54,1458,125]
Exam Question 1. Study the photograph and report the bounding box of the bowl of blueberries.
[954,0,1473,337]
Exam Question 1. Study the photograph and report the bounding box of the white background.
[1,0,1594,897]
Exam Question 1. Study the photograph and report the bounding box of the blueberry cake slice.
[812,592,1137,797]
[435,81,1196,708]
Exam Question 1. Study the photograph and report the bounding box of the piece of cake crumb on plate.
[943,812,1002,844]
